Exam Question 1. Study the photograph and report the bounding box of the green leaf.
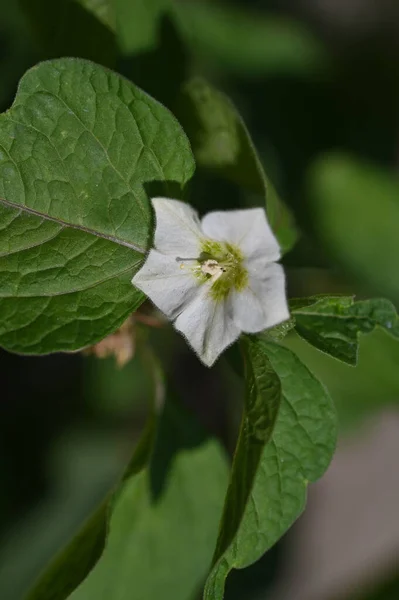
[205,337,337,600]
[263,317,297,342]
[20,0,117,67]
[172,1,327,78]
[73,0,327,79]
[177,78,297,253]
[285,328,399,430]
[25,342,160,600]
[291,295,399,365]
[25,386,158,600]
[66,397,229,600]
[25,501,108,600]
[308,153,399,302]
[0,58,195,354]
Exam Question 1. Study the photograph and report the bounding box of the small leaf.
[291,295,399,365]
[177,78,297,253]
[67,395,229,600]
[285,328,399,430]
[0,58,194,354]
[308,153,399,302]
[205,337,337,600]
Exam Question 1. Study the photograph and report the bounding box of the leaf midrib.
[0,197,146,253]
[0,262,142,298]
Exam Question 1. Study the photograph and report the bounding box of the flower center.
[177,240,248,301]
[198,239,248,301]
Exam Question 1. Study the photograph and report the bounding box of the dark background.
[1,1,399,599]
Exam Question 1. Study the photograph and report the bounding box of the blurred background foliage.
[1,0,399,599]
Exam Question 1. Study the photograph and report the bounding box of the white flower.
[132,198,289,366]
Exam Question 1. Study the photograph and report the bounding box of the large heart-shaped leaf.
[291,295,399,365]
[205,337,337,599]
[0,58,195,354]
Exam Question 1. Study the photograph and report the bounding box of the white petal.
[201,208,280,263]
[230,263,289,333]
[174,286,240,367]
[152,197,203,257]
[132,250,199,319]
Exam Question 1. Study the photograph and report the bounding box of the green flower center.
[197,239,248,301]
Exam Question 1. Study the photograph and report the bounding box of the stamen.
[175,256,199,262]
[201,259,224,280]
